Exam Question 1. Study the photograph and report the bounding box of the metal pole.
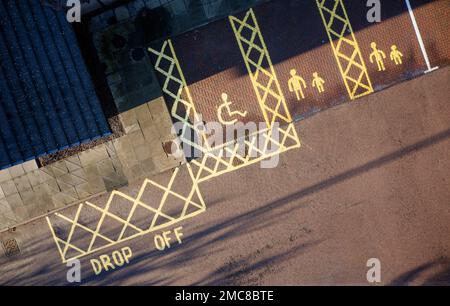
[405,0,438,73]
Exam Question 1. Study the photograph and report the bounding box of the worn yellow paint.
[316,0,374,99]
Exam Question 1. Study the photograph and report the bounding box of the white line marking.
[405,0,438,73]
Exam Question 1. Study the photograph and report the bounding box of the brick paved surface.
[170,0,449,122]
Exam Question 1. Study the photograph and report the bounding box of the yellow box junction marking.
[47,8,301,264]
[316,0,374,100]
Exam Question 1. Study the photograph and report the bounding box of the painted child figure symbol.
[312,72,325,93]
[390,45,404,65]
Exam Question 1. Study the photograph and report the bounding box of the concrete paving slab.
[8,165,25,179]
[0,181,17,197]
[0,170,12,184]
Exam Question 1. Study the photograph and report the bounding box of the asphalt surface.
[0,66,449,285]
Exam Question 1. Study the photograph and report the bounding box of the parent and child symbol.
[369,42,404,72]
[287,42,404,102]
[216,42,404,124]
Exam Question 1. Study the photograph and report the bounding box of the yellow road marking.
[47,8,302,264]
[316,0,374,100]
[230,9,292,127]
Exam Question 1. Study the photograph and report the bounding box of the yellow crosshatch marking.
[230,9,292,128]
[148,40,210,153]
[46,164,205,263]
[190,123,300,183]
[316,0,374,100]
[312,72,326,93]
[47,8,301,264]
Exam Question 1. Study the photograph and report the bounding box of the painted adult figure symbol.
[369,42,387,71]
[288,69,307,101]
[217,93,248,125]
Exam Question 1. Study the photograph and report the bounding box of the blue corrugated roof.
[0,0,111,169]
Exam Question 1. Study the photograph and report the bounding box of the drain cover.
[2,238,20,257]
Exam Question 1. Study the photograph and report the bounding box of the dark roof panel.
[0,0,111,170]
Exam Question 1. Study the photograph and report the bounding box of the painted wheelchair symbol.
[217,93,248,125]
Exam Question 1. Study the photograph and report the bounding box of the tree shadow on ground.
[1,126,450,285]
